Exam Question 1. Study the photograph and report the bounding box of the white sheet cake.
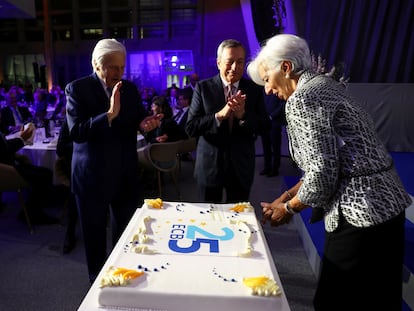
[96,200,291,311]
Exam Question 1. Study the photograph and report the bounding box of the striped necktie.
[226,84,236,131]
[226,84,235,101]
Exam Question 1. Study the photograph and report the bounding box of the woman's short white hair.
[247,34,312,86]
[91,38,126,72]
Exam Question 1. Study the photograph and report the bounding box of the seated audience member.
[144,96,187,144]
[0,127,57,224]
[173,88,192,135]
[32,88,48,126]
[166,84,180,115]
[0,86,33,135]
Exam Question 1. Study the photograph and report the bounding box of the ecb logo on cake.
[168,224,234,254]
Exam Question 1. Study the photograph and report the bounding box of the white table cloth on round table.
[18,139,59,184]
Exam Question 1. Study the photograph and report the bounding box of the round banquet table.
[18,139,59,184]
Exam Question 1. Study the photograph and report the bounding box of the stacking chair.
[176,137,197,171]
[0,163,33,233]
[138,141,180,198]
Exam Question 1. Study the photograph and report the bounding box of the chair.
[0,163,33,233]
[138,141,180,198]
[176,137,197,171]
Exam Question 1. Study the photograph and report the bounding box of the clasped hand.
[217,90,246,120]
[261,197,292,227]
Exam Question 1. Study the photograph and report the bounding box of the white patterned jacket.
[286,70,412,232]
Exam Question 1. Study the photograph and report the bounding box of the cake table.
[77,201,291,311]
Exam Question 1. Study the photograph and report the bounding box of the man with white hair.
[65,38,159,283]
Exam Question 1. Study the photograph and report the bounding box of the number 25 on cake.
[97,200,291,311]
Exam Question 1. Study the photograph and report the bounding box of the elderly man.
[186,39,267,203]
[65,38,159,283]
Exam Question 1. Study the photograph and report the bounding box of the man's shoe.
[63,233,76,254]
[260,169,270,175]
[31,213,59,225]
[267,170,279,177]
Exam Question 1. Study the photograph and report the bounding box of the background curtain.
[304,0,414,83]
[251,0,414,83]
[250,0,280,45]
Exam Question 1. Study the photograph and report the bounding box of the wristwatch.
[285,200,298,215]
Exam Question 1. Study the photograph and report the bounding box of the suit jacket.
[0,106,33,134]
[65,73,148,199]
[186,74,266,189]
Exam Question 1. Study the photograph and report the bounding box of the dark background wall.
[1,0,413,91]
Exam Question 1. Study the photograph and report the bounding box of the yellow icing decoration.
[229,202,253,212]
[112,267,130,276]
[100,266,144,288]
[145,198,163,209]
[243,275,281,296]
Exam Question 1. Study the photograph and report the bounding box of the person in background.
[259,93,286,177]
[65,38,160,283]
[23,83,34,106]
[32,88,48,127]
[49,85,66,124]
[55,118,77,254]
[184,73,200,92]
[144,95,187,144]
[247,34,411,311]
[140,87,155,116]
[0,86,33,135]
[166,84,179,115]
[174,87,192,134]
[0,126,57,224]
[186,39,266,203]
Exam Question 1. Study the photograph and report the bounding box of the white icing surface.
[78,201,291,311]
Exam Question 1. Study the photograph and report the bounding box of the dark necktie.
[106,87,112,98]
[226,84,236,131]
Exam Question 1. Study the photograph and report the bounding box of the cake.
[89,200,290,311]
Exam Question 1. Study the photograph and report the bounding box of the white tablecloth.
[18,139,59,184]
[77,203,291,311]
[20,140,57,167]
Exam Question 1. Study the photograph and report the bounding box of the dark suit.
[56,118,78,251]
[186,74,265,203]
[0,105,33,134]
[260,94,286,175]
[65,73,148,280]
